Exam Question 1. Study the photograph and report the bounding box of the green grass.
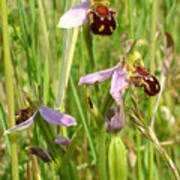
[0,0,180,179]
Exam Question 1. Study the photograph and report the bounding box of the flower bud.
[108,135,127,180]
[106,106,126,133]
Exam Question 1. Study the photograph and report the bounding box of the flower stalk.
[149,0,158,179]
[128,0,134,38]
[136,129,142,180]
[83,24,96,71]
[97,125,107,180]
[1,0,19,179]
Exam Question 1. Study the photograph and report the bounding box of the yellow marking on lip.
[108,16,112,21]
[100,17,105,21]
[99,25,105,32]
[155,84,159,90]
[90,14,94,24]
[109,26,114,32]
[142,81,151,91]
[149,77,154,82]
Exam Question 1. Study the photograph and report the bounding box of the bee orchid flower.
[78,62,160,104]
[58,0,117,35]
[5,106,76,134]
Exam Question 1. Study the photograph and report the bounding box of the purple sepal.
[39,106,76,127]
[58,1,90,28]
[54,136,71,147]
[78,63,121,85]
[106,106,126,133]
[110,68,128,103]
[4,112,37,134]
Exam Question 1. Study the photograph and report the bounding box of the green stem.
[97,125,107,180]
[128,0,134,39]
[1,0,19,179]
[149,0,158,74]
[149,0,158,179]
[38,0,50,105]
[136,129,142,180]
[149,142,154,180]
[83,24,96,72]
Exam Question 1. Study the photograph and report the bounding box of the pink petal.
[110,68,129,103]
[78,63,121,85]
[58,1,90,28]
[39,106,76,126]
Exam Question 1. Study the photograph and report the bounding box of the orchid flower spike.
[78,61,160,104]
[4,106,76,134]
[58,0,117,36]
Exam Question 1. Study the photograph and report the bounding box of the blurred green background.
[0,0,180,179]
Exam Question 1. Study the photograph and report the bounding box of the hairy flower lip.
[87,4,117,35]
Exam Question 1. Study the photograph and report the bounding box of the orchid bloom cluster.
[78,59,160,132]
[58,0,117,36]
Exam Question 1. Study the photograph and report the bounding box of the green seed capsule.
[108,135,127,180]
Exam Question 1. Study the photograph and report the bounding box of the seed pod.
[108,135,127,180]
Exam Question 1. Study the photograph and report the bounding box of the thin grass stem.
[149,0,158,74]
[38,0,51,105]
[136,129,142,180]
[70,77,97,163]
[97,125,107,180]
[148,0,158,179]
[0,104,11,155]
[1,0,19,179]
[128,0,134,39]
